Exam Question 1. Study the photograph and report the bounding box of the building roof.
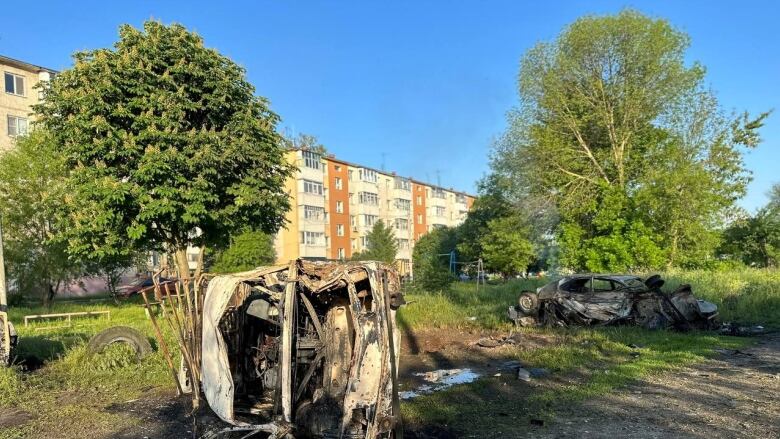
[292,147,476,198]
[0,54,58,74]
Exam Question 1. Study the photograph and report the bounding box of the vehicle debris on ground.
[508,274,720,331]
[144,259,405,438]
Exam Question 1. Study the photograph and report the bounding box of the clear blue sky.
[2,1,777,209]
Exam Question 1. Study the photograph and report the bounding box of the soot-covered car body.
[198,259,404,438]
[508,274,718,330]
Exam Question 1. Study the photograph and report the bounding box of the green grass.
[662,268,780,326]
[398,269,778,434]
[1,300,176,439]
[1,268,776,438]
[398,278,548,330]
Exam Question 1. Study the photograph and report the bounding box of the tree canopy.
[492,9,769,271]
[351,220,398,264]
[35,21,294,278]
[0,132,78,303]
[209,230,276,273]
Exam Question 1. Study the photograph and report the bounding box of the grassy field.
[0,269,776,438]
[1,300,176,438]
[397,269,777,433]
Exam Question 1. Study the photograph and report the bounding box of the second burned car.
[508,274,719,330]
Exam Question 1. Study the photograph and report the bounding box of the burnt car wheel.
[517,291,540,315]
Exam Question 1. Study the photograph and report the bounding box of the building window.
[435,206,446,217]
[395,218,409,230]
[394,178,411,191]
[432,188,445,199]
[302,150,321,170]
[301,231,324,245]
[398,239,410,249]
[394,198,411,212]
[350,215,356,226]
[303,179,323,195]
[456,193,467,203]
[337,247,345,259]
[335,165,341,171]
[358,168,377,183]
[362,214,377,227]
[416,195,422,206]
[334,177,343,190]
[351,239,357,250]
[303,205,325,220]
[336,224,345,237]
[7,116,28,137]
[4,72,25,96]
[358,191,379,206]
[417,214,423,224]
[361,236,369,247]
[335,201,344,213]
[348,170,353,181]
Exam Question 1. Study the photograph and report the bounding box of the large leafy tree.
[35,21,294,279]
[411,227,458,290]
[0,132,79,304]
[719,186,780,268]
[479,216,534,277]
[209,230,276,273]
[493,10,768,271]
[352,220,398,264]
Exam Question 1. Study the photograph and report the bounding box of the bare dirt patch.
[534,334,780,439]
[0,408,34,429]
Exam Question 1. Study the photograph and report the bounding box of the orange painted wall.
[412,182,427,240]
[327,159,351,259]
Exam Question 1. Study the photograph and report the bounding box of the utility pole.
[0,219,7,311]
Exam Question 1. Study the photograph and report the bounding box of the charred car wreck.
[508,274,718,330]
[153,259,404,438]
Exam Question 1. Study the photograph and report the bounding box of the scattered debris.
[508,274,720,331]
[719,323,768,336]
[476,336,516,348]
[400,368,481,399]
[517,367,531,382]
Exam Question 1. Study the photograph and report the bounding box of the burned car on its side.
[147,259,404,438]
[508,274,718,330]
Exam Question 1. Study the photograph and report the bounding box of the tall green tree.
[352,220,398,264]
[35,21,294,279]
[479,216,535,277]
[209,230,276,273]
[0,132,79,304]
[493,10,768,271]
[719,188,780,268]
[456,174,511,262]
[412,226,458,290]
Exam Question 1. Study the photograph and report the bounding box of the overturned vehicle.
[508,274,718,330]
[150,259,404,438]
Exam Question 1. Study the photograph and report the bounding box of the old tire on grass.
[517,291,539,315]
[87,326,153,360]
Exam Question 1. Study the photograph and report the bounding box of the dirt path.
[75,330,778,439]
[535,334,780,439]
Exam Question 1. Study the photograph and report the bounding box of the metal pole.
[0,219,7,311]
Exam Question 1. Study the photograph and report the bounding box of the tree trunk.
[193,245,205,280]
[175,248,191,283]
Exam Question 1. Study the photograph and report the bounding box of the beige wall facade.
[0,55,56,151]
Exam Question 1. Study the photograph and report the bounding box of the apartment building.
[274,149,474,274]
[1,55,56,151]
